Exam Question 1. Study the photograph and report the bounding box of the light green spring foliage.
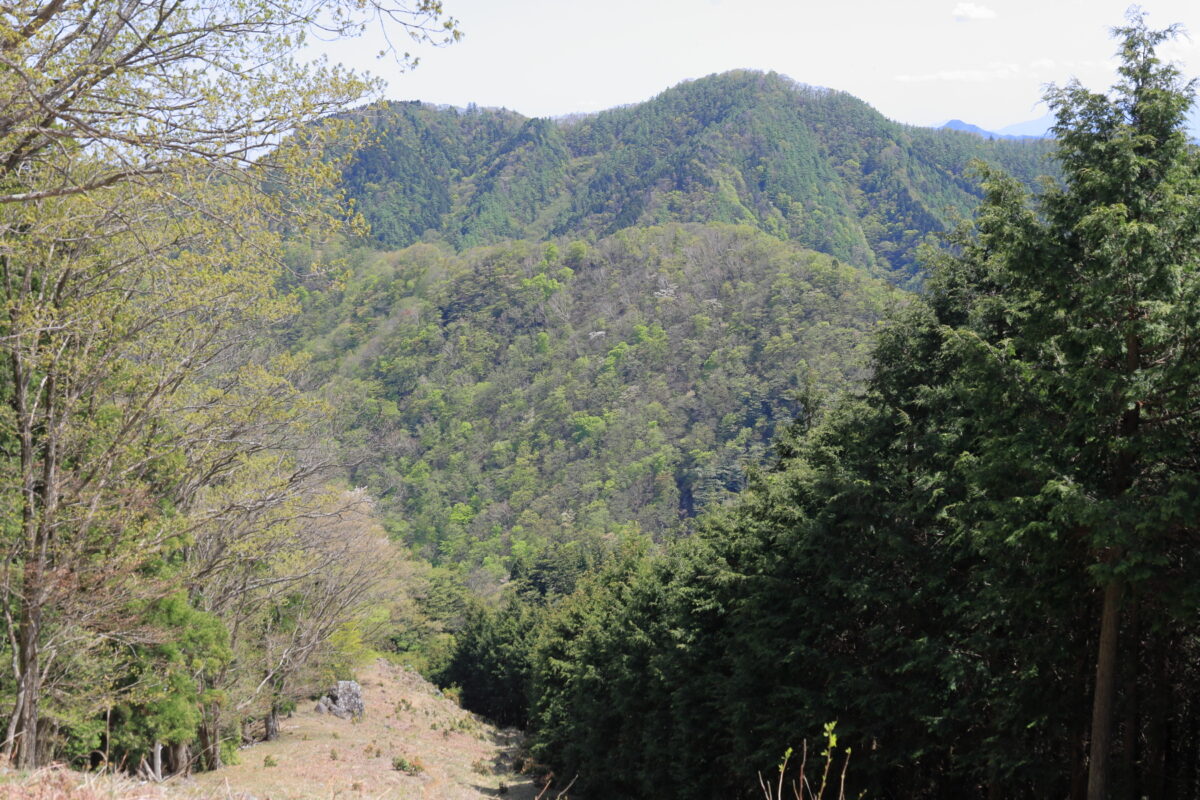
[0,0,460,771]
[290,223,900,577]
[0,161,360,770]
[0,0,458,203]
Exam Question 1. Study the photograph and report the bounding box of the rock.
[316,680,365,720]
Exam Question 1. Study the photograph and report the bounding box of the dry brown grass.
[184,658,537,800]
[0,765,172,799]
[1,660,537,800]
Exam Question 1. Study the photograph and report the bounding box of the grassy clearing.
[2,660,537,800]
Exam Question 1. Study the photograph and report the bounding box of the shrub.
[393,754,425,774]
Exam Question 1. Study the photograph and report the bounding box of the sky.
[308,1,1200,132]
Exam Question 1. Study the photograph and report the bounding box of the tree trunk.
[1088,324,1142,800]
[1071,606,1095,800]
[1088,579,1124,800]
[6,306,62,772]
[265,705,280,741]
[151,741,163,781]
[1179,706,1198,800]
[1121,597,1140,795]
[1071,719,1091,800]
[167,741,191,777]
[197,710,223,771]
[10,599,42,768]
[1143,654,1167,800]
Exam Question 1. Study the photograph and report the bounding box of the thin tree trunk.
[11,593,42,769]
[197,710,222,771]
[6,285,61,771]
[1179,706,1198,800]
[151,741,162,781]
[1143,646,1167,800]
[4,677,26,762]
[265,705,280,741]
[1071,730,1089,800]
[1088,579,1124,800]
[1071,606,1094,800]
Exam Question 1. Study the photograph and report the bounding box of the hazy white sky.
[310,1,1200,131]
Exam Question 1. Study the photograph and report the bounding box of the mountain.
[289,72,1063,577]
[940,117,1047,141]
[289,223,900,570]
[996,112,1055,138]
[336,71,1053,285]
[940,118,998,136]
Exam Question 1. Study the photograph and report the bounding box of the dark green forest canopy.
[334,70,1052,285]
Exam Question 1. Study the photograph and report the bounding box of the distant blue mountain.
[940,118,1046,141]
[997,113,1055,138]
[940,106,1200,143]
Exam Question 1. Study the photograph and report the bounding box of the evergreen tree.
[929,15,1200,797]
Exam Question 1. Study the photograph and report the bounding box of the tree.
[0,168,351,768]
[0,0,459,202]
[925,14,1200,797]
[508,16,1200,799]
[0,0,460,769]
[186,487,399,767]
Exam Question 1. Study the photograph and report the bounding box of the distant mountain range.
[939,117,1051,141]
[995,113,1057,138]
[945,109,1200,143]
[331,71,1054,285]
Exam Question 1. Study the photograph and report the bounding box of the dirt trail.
[183,659,539,800]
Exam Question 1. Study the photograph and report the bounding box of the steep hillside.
[337,71,1053,283]
[289,223,900,572]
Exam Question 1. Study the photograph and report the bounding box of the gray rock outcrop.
[314,680,365,719]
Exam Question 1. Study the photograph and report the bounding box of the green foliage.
[760,724,854,800]
[290,224,897,581]
[459,18,1200,800]
[393,754,425,774]
[334,73,1052,283]
[105,593,231,767]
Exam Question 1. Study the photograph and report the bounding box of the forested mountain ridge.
[1,1,1195,797]
[290,223,900,578]
[291,68,1051,627]
[338,70,1053,283]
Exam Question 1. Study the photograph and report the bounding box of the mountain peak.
[336,75,1051,281]
[942,119,999,137]
[940,118,1048,141]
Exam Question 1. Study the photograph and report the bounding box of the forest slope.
[290,223,900,575]
[338,70,1052,283]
